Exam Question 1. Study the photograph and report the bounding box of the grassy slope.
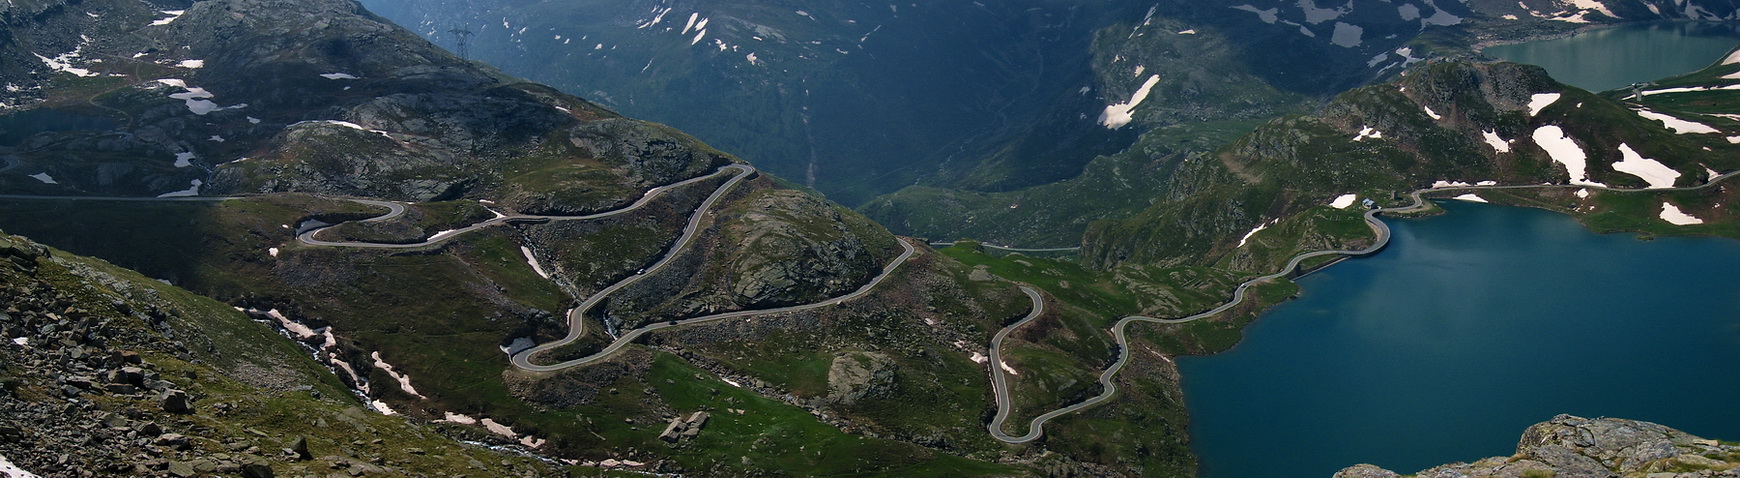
[3,232,562,475]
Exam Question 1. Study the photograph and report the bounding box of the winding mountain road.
[296,166,753,248]
[7,166,1738,444]
[984,172,1740,444]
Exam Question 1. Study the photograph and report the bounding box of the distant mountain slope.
[1085,56,1740,269]
[0,0,721,215]
[356,0,1736,207]
[359,0,1150,204]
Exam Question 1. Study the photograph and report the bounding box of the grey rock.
[825,351,895,406]
[159,389,192,414]
[240,461,274,478]
[289,435,311,461]
[167,461,196,477]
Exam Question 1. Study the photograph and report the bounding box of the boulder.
[159,389,192,414]
[825,351,896,406]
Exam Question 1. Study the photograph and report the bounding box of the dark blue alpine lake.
[1180,202,1740,477]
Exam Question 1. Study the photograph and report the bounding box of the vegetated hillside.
[1336,415,1740,477]
[1084,56,1740,270]
[0,231,561,476]
[0,0,1171,474]
[863,0,1740,247]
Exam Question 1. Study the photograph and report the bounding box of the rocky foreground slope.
[1337,415,1740,478]
[0,232,558,476]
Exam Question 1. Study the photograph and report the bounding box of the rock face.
[825,352,895,406]
[1336,415,1740,478]
[722,190,886,308]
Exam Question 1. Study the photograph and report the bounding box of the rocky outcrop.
[721,189,886,308]
[1337,415,1740,478]
[825,351,895,406]
[0,231,558,476]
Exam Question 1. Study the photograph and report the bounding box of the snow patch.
[369,400,397,415]
[1532,125,1603,187]
[9,337,25,346]
[520,246,550,279]
[1423,105,1441,120]
[261,309,317,340]
[1238,219,1279,248]
[155,179,202,198]
[426,229,461,242]
[999,361,1019,376]
[1634,109,1721,134]
[176,59,203,69]
[1329,193,1359,209]
[28,173,56,184]
[1482,130,1512,153]
[440,412,478,425]
[34,49,97,77]
[1,453,41,478]
[481,418,518,438]
[1527,93,1561,117]
[1575,188,1589,199]
[1611,143,1680,188]
[1352,125,1383,141]
[150,10,185,26]
[1452,194,1488,203]
[1659,203,1704,225]
[1099,74,1161,129]
[174,152,195,167]
[268,247,279,257]
[1330,22,1363,48]
[969,352,988,364]
[319,72,359,80]
[1638,84,1740,96]
[370,351,426,398]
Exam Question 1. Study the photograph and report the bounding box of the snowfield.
[1611,144,1680,188]
[0,454,39,478]
[1531,125,1603,186]
[1659,203,1704,225]
[1633,109,1721,134]
[1482,130,1512,153]
[1099,74,1161,129]
[1527,93,1561,117]
[1329,193,1358,209]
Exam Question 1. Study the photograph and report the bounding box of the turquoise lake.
[1179,202,1740,477]
[1482,21,1740,92]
